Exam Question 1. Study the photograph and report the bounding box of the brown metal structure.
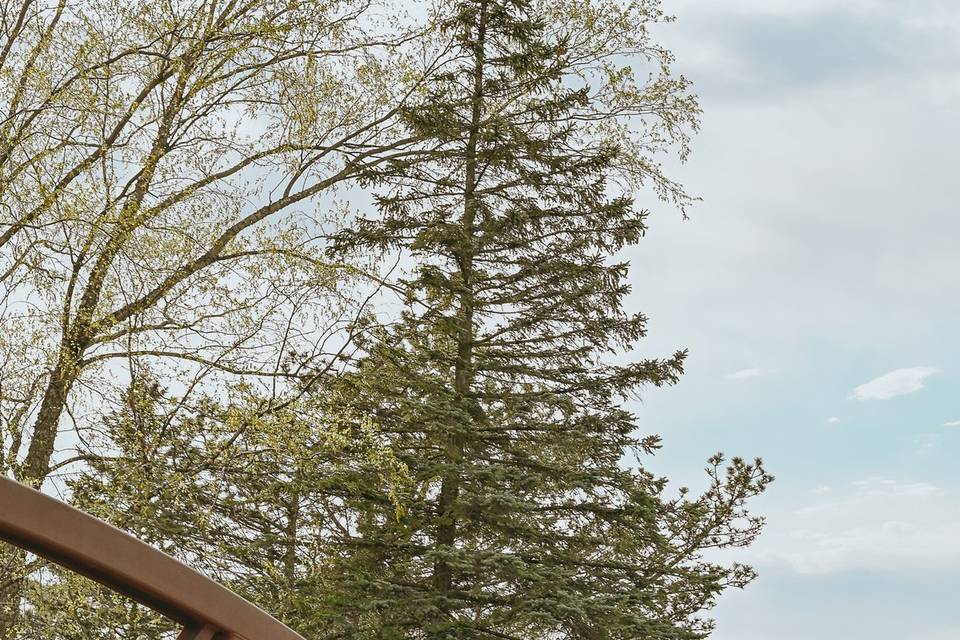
[0,476,306,640]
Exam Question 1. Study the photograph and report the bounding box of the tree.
[315,0,772,637]
[7,1,773,638]
[20,370,411,640]
[0,0,430,634]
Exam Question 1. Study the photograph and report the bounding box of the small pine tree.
[55,374,411,640]
[320,0,773,638]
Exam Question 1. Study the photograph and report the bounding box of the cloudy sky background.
[625,1,960,638]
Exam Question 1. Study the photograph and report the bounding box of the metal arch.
[0,476,306,640]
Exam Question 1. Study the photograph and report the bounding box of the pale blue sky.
[626,1,960,637]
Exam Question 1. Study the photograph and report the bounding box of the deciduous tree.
[0,0,429,633]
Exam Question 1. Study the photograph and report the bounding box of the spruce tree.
[320,0,773,638]
[26,374,411,640]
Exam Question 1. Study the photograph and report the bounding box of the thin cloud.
[850,367,938,401]
[744,478,960,575]
[827,417,841,424]
[725,367,763,380]
[944,420,960,427]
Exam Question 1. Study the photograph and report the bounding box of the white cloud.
[850,367,938,400]
[944,420,960,427]
[671,0,960,22]
[743,478,960,575]
[725,367,763,380]
[826,417,840,424]
[848,478,941,498]
[671,0,866,16]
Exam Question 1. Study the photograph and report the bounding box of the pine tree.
[318,0,773,638]
[41,373,411,640]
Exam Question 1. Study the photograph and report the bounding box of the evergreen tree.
[38,374,410,640]
[319,0,773,638]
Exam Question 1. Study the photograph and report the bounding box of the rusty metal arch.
[0,477,306,640]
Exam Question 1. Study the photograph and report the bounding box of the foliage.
[313,1,770,637]
[21,371,410,639]
[2,1,772,639]
[0,0,424,634]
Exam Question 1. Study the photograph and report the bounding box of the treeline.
[0,0,770,639]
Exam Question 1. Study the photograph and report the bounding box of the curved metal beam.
[0,476,306,640]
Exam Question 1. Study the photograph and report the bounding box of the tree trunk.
[0,339,85,639]
[0,544,25,640]
[432,0,489,612]
[21,340,85,486]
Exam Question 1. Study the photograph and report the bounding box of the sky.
[623,1,960,638]
[25,2,957,635]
